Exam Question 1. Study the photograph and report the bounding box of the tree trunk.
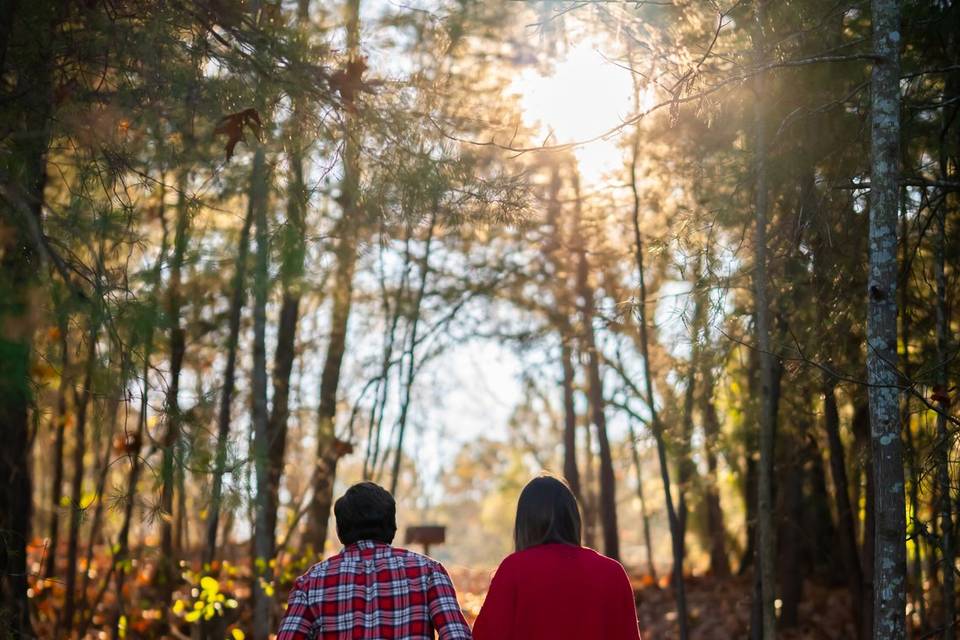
[304,0,362,549]
[751,3,776,636]
[571,172,619,562]
[899,200,925,633]
[250,139,274,640]
[0,4,56,635]
[61,320,99,635]
[933,204,954,640]
[561,337,582,502]
[389,210,437,496]
[159,175,190,601]
[701,360,730,577]
[45,320,69,579]
[204,188,253,566]
[109,180,173,635]
[778,422,806,628]
[543,164,581,503]
[678,256,707,555]
[628,134,688,637]
[76,395,121,639]
[628,420,658,579]
[364,227,413,480]
[825,377,865,636]
[255,10,312,624]
[304,222,357,547]
[867,0,907,635]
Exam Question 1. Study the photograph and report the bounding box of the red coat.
[472,543,642,640]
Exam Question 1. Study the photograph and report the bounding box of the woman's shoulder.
[501,543,615,566]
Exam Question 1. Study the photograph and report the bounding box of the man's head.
[334,482,397,546]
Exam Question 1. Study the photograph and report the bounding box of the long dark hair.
[513,476,582,552]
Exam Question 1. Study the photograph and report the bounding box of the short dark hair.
[513,475,582,552]
[334,482,397,546]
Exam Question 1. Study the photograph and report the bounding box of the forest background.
[0,0,957,639]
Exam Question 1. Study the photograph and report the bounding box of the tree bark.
[628,136,688,637]
[561,337,582,502]
[825,377,865,635]
[250,139,274,640]
[543,165,582,503]
[304,0,362,550]
[571,172,619,562]
[778,420,807,628]
[158,174,190,602]
[628,420,658,579]
[751,3,777,636]
[933,204,954,640]
[45,319,70,579]
[899,200,925,633]
[867,0,907,636]
[204,189,253,566]
[61,319,99,635]
[0,4,56,635]
[701,360,730,577]
[389,210,437,496]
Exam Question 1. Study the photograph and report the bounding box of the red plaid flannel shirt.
[276,540,472,639]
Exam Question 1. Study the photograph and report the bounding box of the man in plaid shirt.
[277,482,472,639]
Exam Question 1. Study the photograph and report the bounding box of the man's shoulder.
[296,545,443,581]
[385,545,445,571]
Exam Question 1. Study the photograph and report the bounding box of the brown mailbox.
[405,525,446,556]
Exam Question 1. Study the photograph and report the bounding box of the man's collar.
[342,539,391,556]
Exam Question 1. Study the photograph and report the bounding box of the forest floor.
[449,567,858,640]
[29,543,865,639]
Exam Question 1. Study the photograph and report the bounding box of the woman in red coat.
[473,476,642,640]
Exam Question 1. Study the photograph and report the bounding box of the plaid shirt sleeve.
[426,563,472,640]
[276,576,316,640]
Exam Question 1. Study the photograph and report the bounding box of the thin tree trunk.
[250,139,274,640]
[61,319,99,635]
[365,227,413,480]
[45,320,69,579]
[629,135,688,637]
[561,337,582,501]
[304,0,362,549]
[204,190,253,566]
[739,339,760,576]
[867,0,907,635]
[76,395,121,639]
[543,164,581,502]
[389,210,437,496]
[900,214,925,633]
[933,205,954,640]
[701,361,730,577]
[779,420,806,628]
[108,186,173,636]
[582,412,598,550]
[159,178,189,601]
[850,399,876,640]
[256,2,312,622]
[628,420,658,579]
[934,51,957,637]
[678,356,695,553]
[304,219,358,547]
[825,377,865,635]
[752,3,776,636]
[678,256,706,553]
[572,173,619,562]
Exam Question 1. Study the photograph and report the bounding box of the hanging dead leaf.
[214,108,263,161]
[329,58,370,110]
[931,386,952,406]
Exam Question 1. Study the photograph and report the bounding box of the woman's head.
[513,475,582,551]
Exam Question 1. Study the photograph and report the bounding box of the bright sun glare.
[513,42,637,183]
